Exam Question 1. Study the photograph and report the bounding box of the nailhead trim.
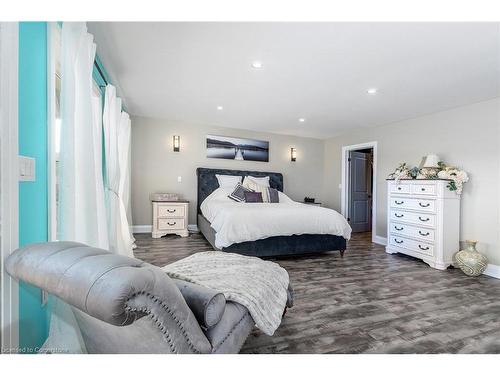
[212,312,250,353]
[124,291,202,354]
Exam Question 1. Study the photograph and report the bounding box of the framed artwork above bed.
[206,135,269,162]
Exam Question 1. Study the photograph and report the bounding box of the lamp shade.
[423,154,439,168]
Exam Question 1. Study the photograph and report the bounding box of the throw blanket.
[163,251,289,336]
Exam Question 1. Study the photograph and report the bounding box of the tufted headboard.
[196,167,284,214]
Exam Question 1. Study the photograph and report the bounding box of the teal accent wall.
[18,21,49,352]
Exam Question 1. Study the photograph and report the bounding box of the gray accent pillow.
[268,187,279,203]
[244,191,263,203]
[228,183,253,202]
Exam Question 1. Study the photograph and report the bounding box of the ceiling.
[88,22,500,139]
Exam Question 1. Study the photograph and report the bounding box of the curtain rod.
[94,60,108,88]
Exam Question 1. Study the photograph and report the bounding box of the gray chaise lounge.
[6,241,293,354]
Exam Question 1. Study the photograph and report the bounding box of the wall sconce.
[291,148,297,162]
[173,135,180,152]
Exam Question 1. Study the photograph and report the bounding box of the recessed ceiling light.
[367,88,378,95]
[251,61,263,69]
[217,106,223,111]
[298,118,306,123]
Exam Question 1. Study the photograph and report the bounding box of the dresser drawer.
[390,197,435,213]
[390,183,411,194]
[390,235,434,256]
[391,210,436,227]
[390,222,435,242]
[411,183,437,196]
[157,205,185,218]
[158,218,185,231]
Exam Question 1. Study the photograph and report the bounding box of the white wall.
[131,116,325,226]
[323,98,500,265]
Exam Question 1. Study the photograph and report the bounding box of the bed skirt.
[198,214,347,257]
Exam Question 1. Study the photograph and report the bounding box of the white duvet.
[200,187,352,249]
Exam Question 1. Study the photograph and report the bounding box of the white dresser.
[385,180,460,270]
[152,200,189,238]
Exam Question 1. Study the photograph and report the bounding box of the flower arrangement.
[388,160,469,194]
[436,162,469,194]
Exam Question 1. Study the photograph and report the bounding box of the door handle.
[419,202,430,208]
[394,226,404,231]
[418,245,430,251]
[394,238,404,244]
[167,222,176,226]
[167,209,176,213]
[395,200,404,205]
[418,230,430,237]
[418,216,430,222]
[394,213,404,218]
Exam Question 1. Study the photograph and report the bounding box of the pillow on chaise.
[244,191,263,203]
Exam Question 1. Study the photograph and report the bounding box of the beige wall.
[131,99,500,265]
[131,116,326,226]
[322,98,500,265]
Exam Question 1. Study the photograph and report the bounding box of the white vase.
[455,241,488,277]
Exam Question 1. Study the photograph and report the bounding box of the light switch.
[19,156,36,182]
[177,176,182,183]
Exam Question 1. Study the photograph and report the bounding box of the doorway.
[341,142,377,242]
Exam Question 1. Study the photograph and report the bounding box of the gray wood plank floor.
[134,231,500,354]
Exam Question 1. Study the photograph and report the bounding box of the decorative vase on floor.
[455,241,488,276]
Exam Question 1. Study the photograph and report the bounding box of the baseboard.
[132,225,152,234]
[372,235,387,246]
[187,224,199,233]
[484,263,500,279]
[132,224,199,234]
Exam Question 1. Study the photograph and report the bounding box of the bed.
[196,167,351,257]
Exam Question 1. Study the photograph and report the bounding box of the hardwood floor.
[134,231,500,354]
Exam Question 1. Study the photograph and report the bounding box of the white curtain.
[57,22,109,249]
[44,22,110,354]
[103,85,135,257]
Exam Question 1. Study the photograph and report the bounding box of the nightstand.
[152,200,189,238]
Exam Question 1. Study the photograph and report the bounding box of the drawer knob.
[395,200,404,205]
[394,239,404,244]
[394,226,404,231]
[397,187,402,190]
[395,213,404,218]
[419,230,430,237]
[167,209,176,213]
[418,245,430,251]
[419,202,430,208]
[421,188,426,191]
[167,222,176,226]
[419,216,430,222]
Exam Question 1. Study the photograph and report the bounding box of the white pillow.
[216,174,242,189]
[244,175,270,187]
[242,178,270,202]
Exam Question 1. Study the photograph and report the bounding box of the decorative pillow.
[228,183,253,202]
[216,174,242,189]
[267,187,279,203]
[244,191,263,203]
[244,175,270,188]
[242,179,270,202]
